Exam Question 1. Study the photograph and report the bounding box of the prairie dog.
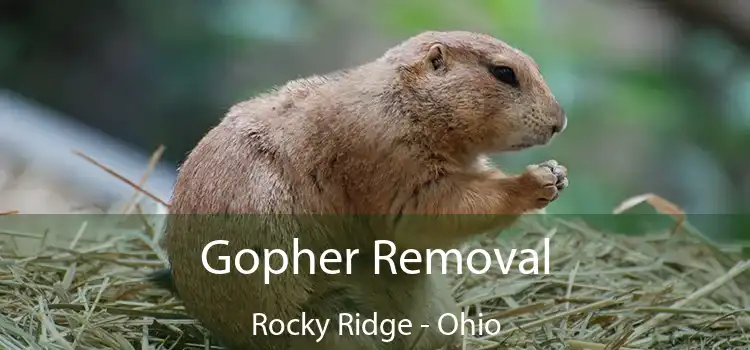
[150,31,568,350]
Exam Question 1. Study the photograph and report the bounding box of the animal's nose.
[551,107,567,135]
[552,115,567,134]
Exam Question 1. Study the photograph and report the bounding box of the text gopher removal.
[200,237,551,283]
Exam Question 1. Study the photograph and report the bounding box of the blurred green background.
[0,0,749,242]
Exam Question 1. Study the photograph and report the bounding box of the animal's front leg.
[393,159,569,250]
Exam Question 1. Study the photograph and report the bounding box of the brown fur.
[156,31,568,349]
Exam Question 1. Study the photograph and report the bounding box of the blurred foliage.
[0,0,749,242]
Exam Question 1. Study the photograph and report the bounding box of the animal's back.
[170,84,305,215]
[161,78,384,349]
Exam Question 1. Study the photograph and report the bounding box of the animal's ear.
[424,43,448,71]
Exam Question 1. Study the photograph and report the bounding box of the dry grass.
[449,216,750,350]
[0,150,749,350]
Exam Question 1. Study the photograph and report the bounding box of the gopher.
[150,31,568,350]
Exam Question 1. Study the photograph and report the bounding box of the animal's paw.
[519,159,568,209]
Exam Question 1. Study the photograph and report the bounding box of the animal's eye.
[489,65,519,87]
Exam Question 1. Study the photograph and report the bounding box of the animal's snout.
[550,105,567,135]
[552,115,567,135]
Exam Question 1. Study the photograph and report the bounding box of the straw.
[0,149,747,349]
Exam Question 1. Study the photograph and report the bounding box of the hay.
[2,212,748,349]
[0,151,749,349]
